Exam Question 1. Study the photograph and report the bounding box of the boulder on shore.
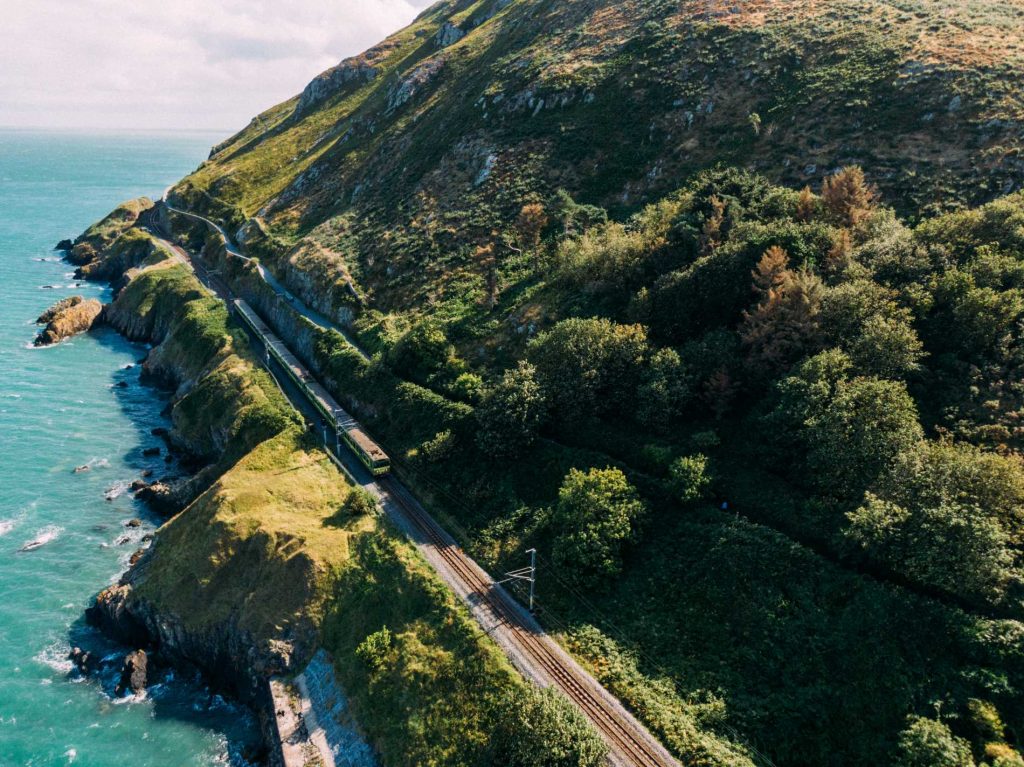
[115,649,148,696]
[34,296,103,346]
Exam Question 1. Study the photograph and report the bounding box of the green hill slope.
[110,2,1024,765]
[173,0,1023,312]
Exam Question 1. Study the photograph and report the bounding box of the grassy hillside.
[83,215,610,766]
[172,0,1024,314]
[83,1,1024,764]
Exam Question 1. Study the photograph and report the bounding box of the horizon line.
[0,125,233,135]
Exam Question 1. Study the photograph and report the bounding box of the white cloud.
[0,0,434,132]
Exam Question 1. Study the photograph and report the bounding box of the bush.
[343,487,378,516]
[669,454,711,504]
[490,686,608,767]
[893,716,975,767]
[551,467,647,585]
[451,371,485,403]
[355,626,393,672]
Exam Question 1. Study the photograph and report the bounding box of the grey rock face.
[435,22,465,48]
[297,58,378,115]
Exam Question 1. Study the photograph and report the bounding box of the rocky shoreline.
[50,215,314,766]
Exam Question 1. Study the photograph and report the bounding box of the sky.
[0,0,435,134]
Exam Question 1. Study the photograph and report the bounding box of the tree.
[847,313,924,379]
[389,319,451,381]
[740,247,824,374]
[636,347,691,429]
[551,467,647,584]
[475,361,546,458]
[700,194,727,255]
[342,487,378,516]
[818,278,924,378]
[822,166,877,228]
[553,189,608,236]
[490,686,607,767]
[752,245,790,295]
[771,350,923,496]
[795,186,818,222]
[845,440,1024,606]
[528,318,649,423]
[823,228,853,275]
[893,716,975,767]
[517,202,549,255]
[703,367,739,420]
[669,454,711,503]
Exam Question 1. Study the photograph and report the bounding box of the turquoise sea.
[0,130,260,766]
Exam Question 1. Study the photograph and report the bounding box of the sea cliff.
[66,200,599,767]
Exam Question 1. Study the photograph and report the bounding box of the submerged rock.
[34,296,103,346]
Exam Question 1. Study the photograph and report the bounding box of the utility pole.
[500,548,537,612]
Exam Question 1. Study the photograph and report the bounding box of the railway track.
[147,210,679,767]
[379,477,678,767]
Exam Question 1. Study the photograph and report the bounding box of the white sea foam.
[104,480,132,501]
[0,520,17,537]
[34,640,72,674]
[19,525,63,552]
[110,690,147,705]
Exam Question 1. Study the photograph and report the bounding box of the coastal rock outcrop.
[115,649,148,696]
[68,646,100,676]
[33,296,102,346]
[135,481,185,516]
[89,578,297,704]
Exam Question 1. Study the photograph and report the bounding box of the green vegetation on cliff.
[78,0,1024,764]
[172,0,1024,316]
[86,230,608,766]
[251,167,1024,767]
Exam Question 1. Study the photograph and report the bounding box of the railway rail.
[147,208,680,767]
[379,477,679,767]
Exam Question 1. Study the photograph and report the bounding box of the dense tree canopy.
[551,467,647,585]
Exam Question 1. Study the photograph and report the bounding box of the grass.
[77,197,154,250]
[136,429,360,638]
[168,0,1024,323]
[97,234,604,766]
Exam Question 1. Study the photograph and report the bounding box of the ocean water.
[0,130,261,766]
